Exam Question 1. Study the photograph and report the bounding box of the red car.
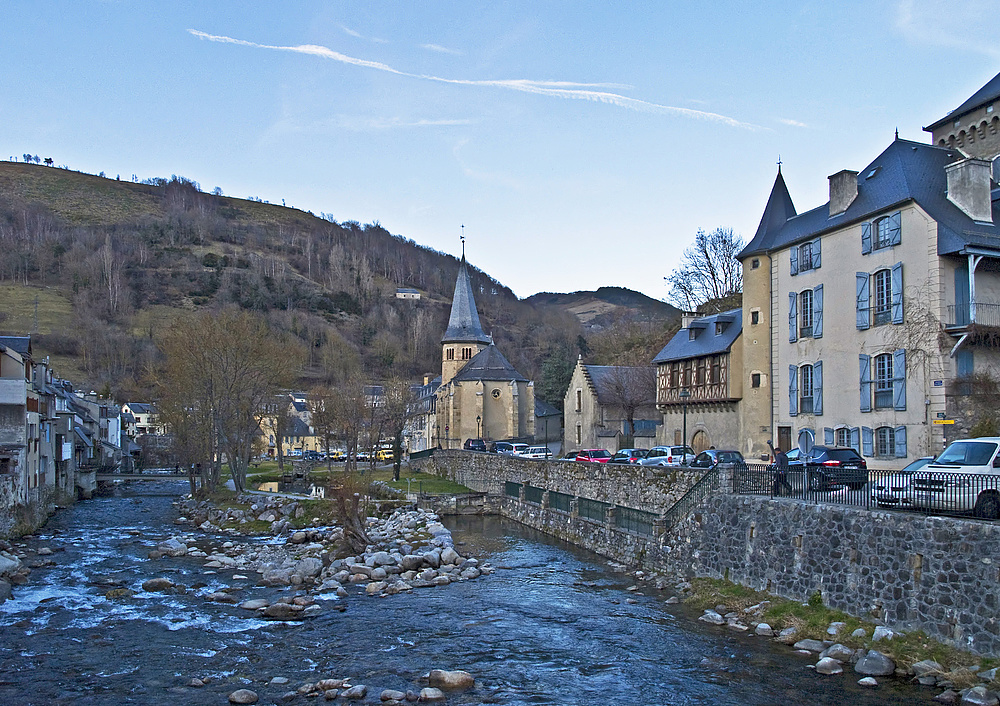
[576,449,612,463]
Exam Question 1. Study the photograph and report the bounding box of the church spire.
[442,255,491,345]
[752,168,796,241]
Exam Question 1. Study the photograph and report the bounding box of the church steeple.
[442,255,492,345]
[753,169,796,242]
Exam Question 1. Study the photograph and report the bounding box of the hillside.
[0,162,679,404]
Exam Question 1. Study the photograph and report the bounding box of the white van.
[901,438,1000,519]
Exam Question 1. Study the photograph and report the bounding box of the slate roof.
[925,70,1000,131]
[585,365,656,405]
[653,309,742,364]
[452,344,528,383]
[739,138,1000,260]
[291,400,308,413]
[442,256,492,345]
[534,398,561,418]
[126,402,157,415]
[0,336,31,358]
[288,417,311,437]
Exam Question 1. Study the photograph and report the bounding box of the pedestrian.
[768,440,793,496]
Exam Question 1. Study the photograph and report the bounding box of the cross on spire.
[461,224,465,258]
[777,155,782,173]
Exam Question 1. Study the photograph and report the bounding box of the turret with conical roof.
[441,255,492,386]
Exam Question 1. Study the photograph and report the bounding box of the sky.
[2,1,999,300]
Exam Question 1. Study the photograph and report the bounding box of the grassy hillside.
[0,162,677,402]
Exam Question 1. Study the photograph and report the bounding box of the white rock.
[816,658,844,675]
[754,623,774,637]
[858,677,878,688]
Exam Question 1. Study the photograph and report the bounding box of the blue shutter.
[813,361,823,415]
[861,222,872,254]
[790,247,798,276]
[813,284,823,338]
[789,292,798,343]
[811,238,822,269]
[894,426,907,458]
[893,348,907,410]
[856,272,871,330]
[955,264,971,325]
[789,364,798,417]
[824,427,835,445]
[849,427,861,454]
[862,426,874,457]
[888,212,901,246]
[957,349,974,378]
[860,354,871,413]
[891,262,904,324]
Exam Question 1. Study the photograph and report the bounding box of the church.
[435,255,535,448]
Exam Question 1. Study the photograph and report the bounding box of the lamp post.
[476,415,482,439]
[679,388,690,465]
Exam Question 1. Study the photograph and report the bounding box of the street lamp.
[476,415,482,439]
[679,388,690,465]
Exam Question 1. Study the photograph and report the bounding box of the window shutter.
[856,272,870,330]
[893,348,907,410]
[859,354,872,412]
[888,211,901,246]
[789,364,799,417]
[813,284,823,338]
[790,247,798,276]
[824,427,835,445]
[849,427,861,454]
[788,292,798,343]
[811,238,822,269]
[891,262,904,324]
[957,349,974,378]
[813,360,823,415]
[861,222,872,254]
[862,426,874,457]
[894,426,907,458]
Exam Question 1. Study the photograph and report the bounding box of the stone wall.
[0,475,54,538]
[417,451,1000,656]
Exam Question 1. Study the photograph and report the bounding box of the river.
[0,481,930,705]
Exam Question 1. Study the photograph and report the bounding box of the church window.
[576,389,582,412]
[446,348,455,361]
[462,347,473,360]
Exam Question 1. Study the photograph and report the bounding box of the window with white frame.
[876,426,895,456]
[835,427,851,447]
[873,269,892,326]
[800,289,814,337]
[799,242,814,270]
[800,365,814,414]
[874,353,893,410]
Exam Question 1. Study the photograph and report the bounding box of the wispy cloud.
[421,43,462,55]
[779,118,808,128]
[341,26,362,38]
[188,29,760,129]
[895,0,1000,58]
[267,115,474,135]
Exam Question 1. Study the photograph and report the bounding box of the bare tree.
[378,377,414,481]
[666,227,744,312]
[602,364,657,446]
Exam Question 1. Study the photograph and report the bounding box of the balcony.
[0,378,27,406]
[946,302,1000,329]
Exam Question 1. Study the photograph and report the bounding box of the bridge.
[95,469,189,481]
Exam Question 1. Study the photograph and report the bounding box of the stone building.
[653,309,744,454]
[739,72,1000,468]
[436,256,534,448]
[562,357,659,453]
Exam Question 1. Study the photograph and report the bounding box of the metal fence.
[661,466,721,530]
[523,484,545,504]
[578,497,611,523]
[548,490,574,513]
[733,462,1000,521]
[614,505,657,536]
[504,481,521,499]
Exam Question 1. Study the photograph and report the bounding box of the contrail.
[188,29,759,129]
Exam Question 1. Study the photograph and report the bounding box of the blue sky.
[2,1,999,299]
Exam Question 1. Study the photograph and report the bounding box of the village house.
[738,71,1000,468]
[562,357,659,453]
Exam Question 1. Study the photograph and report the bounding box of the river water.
[0,481,930,705]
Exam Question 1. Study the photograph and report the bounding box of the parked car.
[521,445,553,459]
[559,451,579,462]
[871,456,936,507]
[609,448,648,464]
[489,441,514,454]
[800,446,869,491]
[638,445,695,467]
[899,439,1000,519]
[576,449,612,463]
[376,448,394,462]
[510,443,529,456]
[463,438,487,452]
[302,450,323,461]
[689,449,745,468]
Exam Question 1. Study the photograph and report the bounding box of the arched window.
[874,353,893,409]
[799,289,814,337]
[873,269,891,325]
[876,426,895,457]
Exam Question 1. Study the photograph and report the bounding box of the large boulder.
[0,552,22,577]
[156,539,188,557]
[141,577,175,592]
[228,689,258,704]
[815,658,844,675]
[419,688,446,702]
[962,686,1000,706]
[854,650,896,676]
[295,557,323,578]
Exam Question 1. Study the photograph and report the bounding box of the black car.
[690,449,745,468]
[463,438,487,452]
[801,446,869,491]
[609,448,648,464]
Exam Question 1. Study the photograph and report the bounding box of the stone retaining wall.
[416,451,1000,656]
[0,476,54,538]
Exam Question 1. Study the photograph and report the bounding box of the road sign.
[932,419,955,425]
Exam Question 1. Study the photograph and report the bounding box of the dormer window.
[688,328,697,341]
[715,322,724,335]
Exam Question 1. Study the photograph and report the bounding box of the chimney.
[681,311,699,329]
[423,374,430,386]
[946,157,993,223]
[828,170,858,215]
